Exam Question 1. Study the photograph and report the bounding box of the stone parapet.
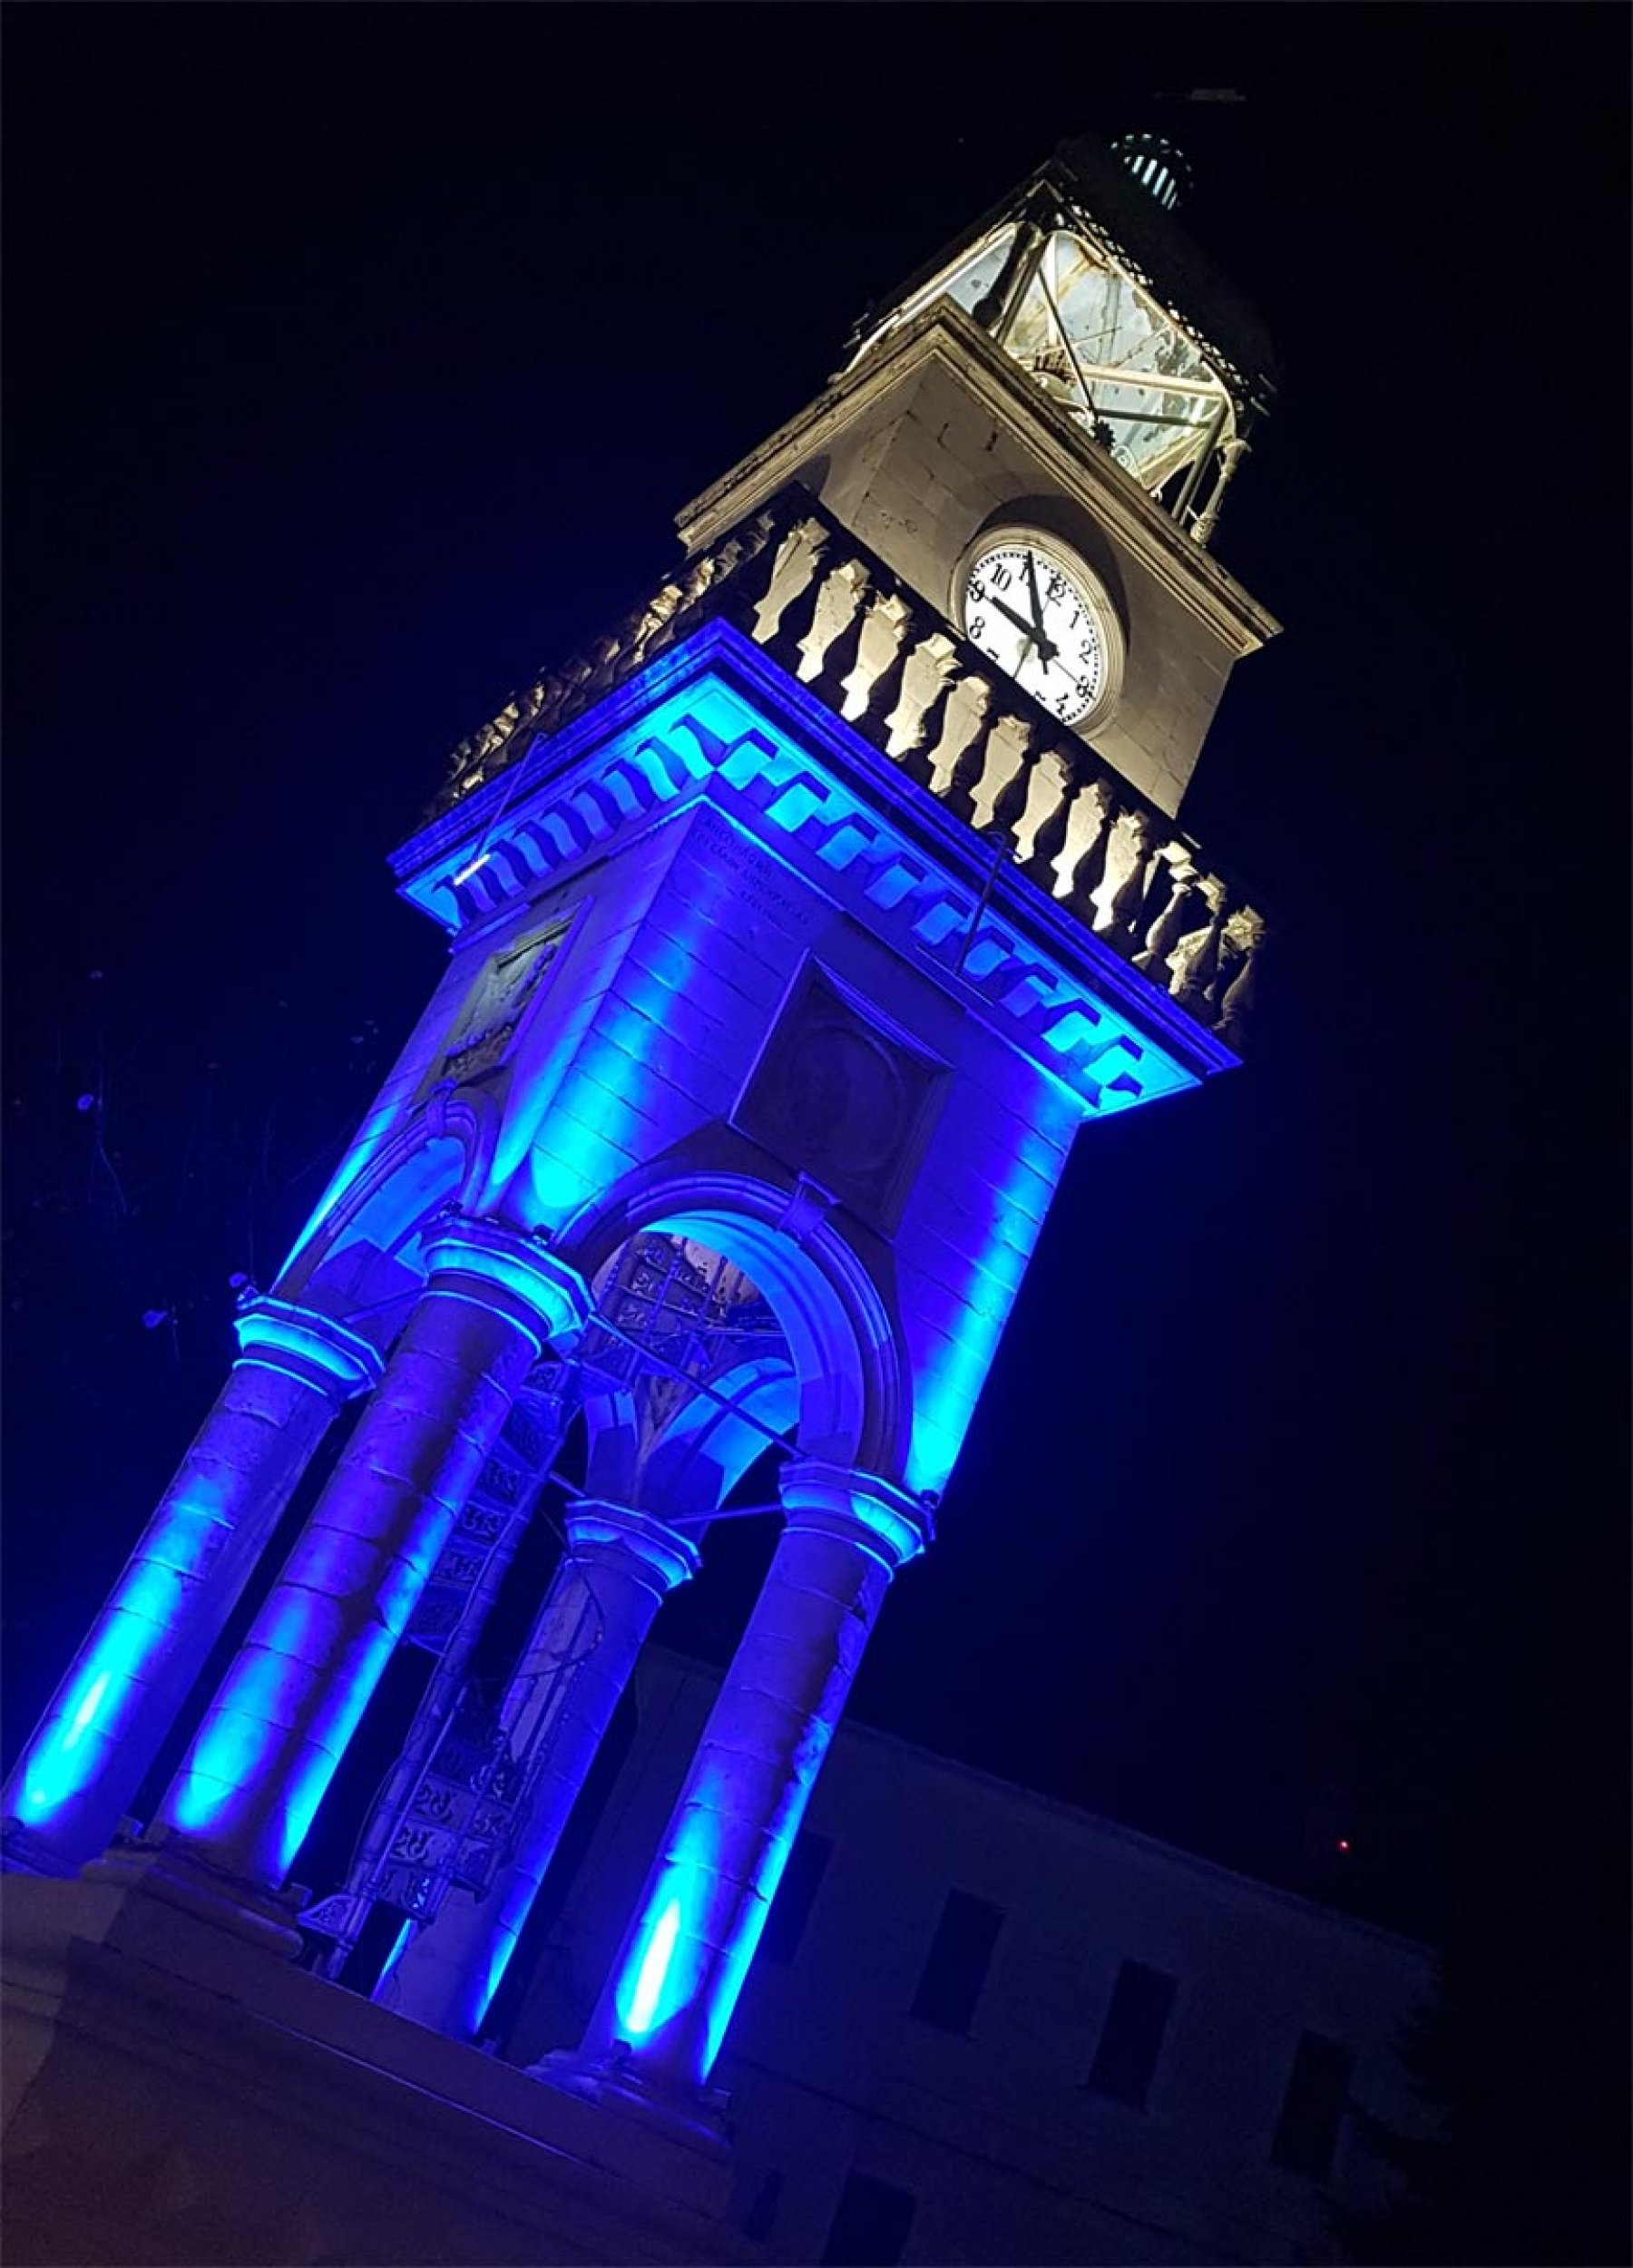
[422,487,1269,1056]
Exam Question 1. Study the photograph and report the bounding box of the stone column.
[387,1501,699,2041]
[313,1486,537,1983]
[560,1461,932,2109]
[1,1298,381,1878]
[148,1218,588,1899]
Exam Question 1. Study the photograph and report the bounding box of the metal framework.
[841,138,1275,549]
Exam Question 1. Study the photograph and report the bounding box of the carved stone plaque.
[439,914,573,1086]
[734,960,945,1234]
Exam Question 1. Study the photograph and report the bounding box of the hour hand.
[978,589,1042,644]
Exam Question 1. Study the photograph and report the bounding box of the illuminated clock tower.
[2,134,1279,2264]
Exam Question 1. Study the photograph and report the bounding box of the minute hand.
[1022,550,1058,663]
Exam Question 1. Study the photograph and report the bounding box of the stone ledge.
[2,1872,750,2267]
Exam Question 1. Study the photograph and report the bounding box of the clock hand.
[1022,550,1059,667]
[1022,547,1045,630]
[980,590,1045,646]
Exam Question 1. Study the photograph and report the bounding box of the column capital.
[422,1213,591,1354]
[233,1296,385,1401]
[777,1460,934,1572]
[565,1501,702,1594]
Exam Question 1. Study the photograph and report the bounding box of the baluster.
[1089,808,1152,941]
[529,669,572,738]
[456,720,507,797]
[989,721,1039,841]
[797,556,871,689]
[1022,761,1076,894]
[751,518,831,663]
[1216,911,1266,1051]
[1054,776,1115,906]
[1166,878,1227,1015]
[963,710,1031,834]
[681,533,748,644]
[710,532,750,585]
[735,504,787,582]
[840,588,912,725]
[656,552,725,659]
[1011,745,1071,874]
[626,581,688,669]
[859,611,914,746]
[735,512,789,600]
[931,675,995,819]
[884,630,959,769]
[546,651,597,732]
[445,750,484,805]
[581,632,627,699]
[726,506,797,633]
[447,736,481,787]
[1132,849,1200,982]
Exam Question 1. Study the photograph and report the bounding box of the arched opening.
[273,1129,472,1346]
[560,1170,907,1481]
[577,1230,798,1520]
[289,1178,905,2014]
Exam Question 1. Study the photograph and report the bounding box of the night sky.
[5,0,1627,2164]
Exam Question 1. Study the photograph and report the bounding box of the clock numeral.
[969,613,986,640]
[989,565,1013,591]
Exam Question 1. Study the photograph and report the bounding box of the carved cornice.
[394,621,1237,1116]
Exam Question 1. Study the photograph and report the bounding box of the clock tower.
[678,131,1277,816]
[3,133,1281,2263]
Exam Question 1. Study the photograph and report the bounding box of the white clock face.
[961,540,1109,728]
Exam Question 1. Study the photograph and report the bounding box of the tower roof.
[846,132,1278,426]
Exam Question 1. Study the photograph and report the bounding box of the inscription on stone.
[689,807,820,939]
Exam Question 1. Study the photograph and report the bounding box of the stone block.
[1,1872,749,2265]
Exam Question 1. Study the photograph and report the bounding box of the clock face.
[961,539,1110,728]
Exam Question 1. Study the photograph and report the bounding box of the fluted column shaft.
[576,1462,931,2096]
[152,1221,587,1892]
[1,1299,380,1876]
[388,1501,699,2040]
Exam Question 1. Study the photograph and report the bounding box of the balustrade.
[435,489,1269,1048]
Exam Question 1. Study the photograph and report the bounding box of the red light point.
[1335,1837,1351,1853]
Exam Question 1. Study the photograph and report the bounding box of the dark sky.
[5,0,1627,2023]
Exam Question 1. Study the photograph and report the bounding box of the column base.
[0,1816,83,1880]
[83,1829,305,1958]
[530,2045,733,2157]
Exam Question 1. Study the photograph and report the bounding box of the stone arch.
[558,1171,908,1481]
[271,1089,498,1339]
[582,1350,799,1522]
